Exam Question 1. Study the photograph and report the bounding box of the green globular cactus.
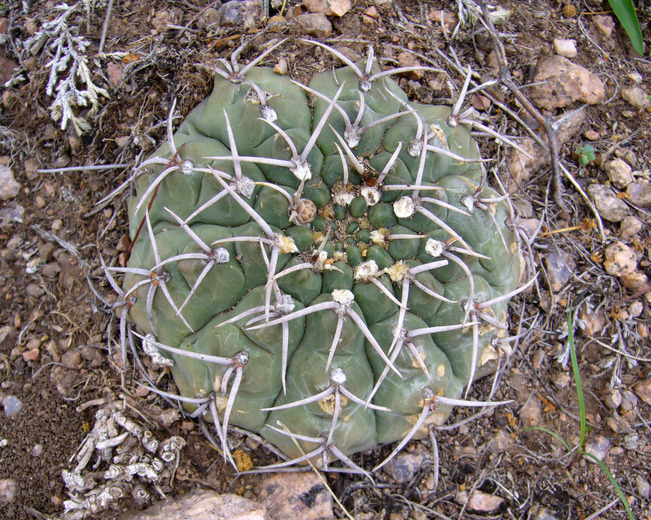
[113,40,525,473]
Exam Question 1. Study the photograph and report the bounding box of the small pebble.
[25,337,41,350]
[593,15,615,37]
[273,58,287,75]
[382,451,426,483]
[603,241,638,277]
[22,347,39,362]
[363,6,378,21]
[626,181,651,208]
[633,378,651,405]
[622,86,649,110]
[488,429,513,453]
[553,38,577,58]
[584,436,610,462]
[621,390,639,411]
[61,349,82,369]
[26,283,44,298]
[614,147,637,165]
[627,72,643,84]
[628,301,643,318]
[0,165,20,201]
[519,394,542,427]
[31,444,43,457]
[294,13,332,37]
[0,478,18,504]
[583,129,600,141]
[551,371,570,389]
[180,420,195,432]
[636,476,650,499]
[3,395,23,417]
[530,56,605,110]
[623,433,639,450]
[621,270,648,290]
[587,184,628,222]
[620,216,643,239]
[604,159,634,189]
[456,489,504,512]
[544,248,575,292]
[23,158,40,180]
[605,389,622,410]
[196,7,219,29]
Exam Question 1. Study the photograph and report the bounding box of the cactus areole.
[120,41,523,471]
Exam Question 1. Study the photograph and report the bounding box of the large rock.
[627,181,651,208]
[530,56,605,110]
[257,472,333,520]
[587,184,628,222]
[121,490,266,520]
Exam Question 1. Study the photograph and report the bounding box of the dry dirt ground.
[0,0,649,519]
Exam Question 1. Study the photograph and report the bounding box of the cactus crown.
[110,40,524,474]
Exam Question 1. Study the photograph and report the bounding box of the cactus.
[110,40,525,473]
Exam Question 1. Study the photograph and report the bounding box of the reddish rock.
[456,489,504,512]
[603,242,638,277]
[530,56,605,110]
[519,394,542,428]
[593,15,615,38]
[257,472,333,520]
[303,0,351,16]
[22,347,39,362]
[0,165,20,201]
[106,62,124,88]
[294,13,332,37]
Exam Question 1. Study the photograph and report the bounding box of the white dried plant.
[25,1,108,134]
[59,400,185,519]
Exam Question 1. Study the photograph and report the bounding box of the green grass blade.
[567,307,587,454]
[580,451,635,520]
[521,426,571,452]
[608,0,645,55]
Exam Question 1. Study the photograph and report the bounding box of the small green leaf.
[608,0,645,55]
[576,144,596,166]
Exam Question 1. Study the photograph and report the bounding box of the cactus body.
[121,46,523,468]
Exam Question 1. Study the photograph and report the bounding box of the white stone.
[553,38,577,58]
